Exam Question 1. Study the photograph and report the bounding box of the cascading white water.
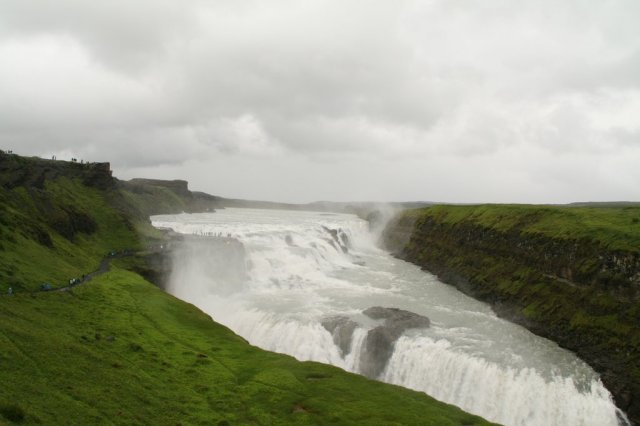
[152,208,627,426]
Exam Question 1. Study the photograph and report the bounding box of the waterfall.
[152,208,626,426]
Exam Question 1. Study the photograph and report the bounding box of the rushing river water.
[152,208,627,426]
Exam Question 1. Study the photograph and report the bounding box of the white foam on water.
[152,208,627,426]
[383,336,621,426]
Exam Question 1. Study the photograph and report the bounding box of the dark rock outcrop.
[119,178,220,217]
[27,224,53,248]
[360,307,430,379]
[0,153,113,190]
[322,226,350,253]
[48,207,98,240]
[190,191,219,212]
[134,235,182,289]
[363,307,431,329]
[322,316,358,356]
[128,179,190,198]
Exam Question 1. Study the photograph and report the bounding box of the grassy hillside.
[0,177,139,293]
[117,182,188,219]
[0,155,492,425]
[384,204,640,423]
[0,269,491,425]
[405,204,640,251]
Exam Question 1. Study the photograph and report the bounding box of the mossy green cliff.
[383,204,640,424]
[0,152,493,425]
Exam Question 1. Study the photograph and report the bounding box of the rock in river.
[322,316,358,356]
[359,307,430,379]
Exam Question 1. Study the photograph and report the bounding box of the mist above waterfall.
[152,208,626,426]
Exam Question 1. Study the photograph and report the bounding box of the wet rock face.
[359,326,397,379]
[322,316,358,356]
[322,308,430,379]
[363,307,431,330]
[360,307,430,379]
[322,226,350,253]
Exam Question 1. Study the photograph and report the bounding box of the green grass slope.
[0,155,493,425]
[0,269,491,425]
[405,204,640,251]
[0,177,139,293]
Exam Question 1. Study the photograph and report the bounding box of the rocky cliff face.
[127,179,190,197]
[0,153,113,190]
[120,178,220,216]
[383,208,640,424]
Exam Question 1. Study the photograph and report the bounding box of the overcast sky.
[1,1,639,203]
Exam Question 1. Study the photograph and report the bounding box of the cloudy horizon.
[1,1,639,204]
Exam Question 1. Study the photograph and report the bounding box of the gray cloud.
[0,0,638,203]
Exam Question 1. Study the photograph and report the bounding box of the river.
[152,208,626,426]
